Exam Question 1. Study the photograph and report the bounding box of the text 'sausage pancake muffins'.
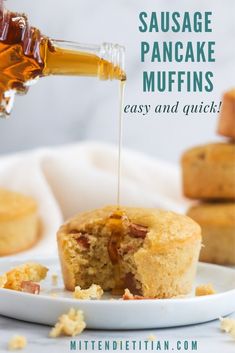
[57,206,201,298]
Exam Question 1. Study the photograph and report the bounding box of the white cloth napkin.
[0,142,192,260]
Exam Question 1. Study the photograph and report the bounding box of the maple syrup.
[0,5,126,116]
[107,210,129,293]
[117,81,126,207]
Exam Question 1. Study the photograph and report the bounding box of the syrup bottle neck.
[43,40,126,81]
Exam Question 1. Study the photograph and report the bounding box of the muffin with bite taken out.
[57,206,201,298]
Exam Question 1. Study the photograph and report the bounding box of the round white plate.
[0,258,235,329]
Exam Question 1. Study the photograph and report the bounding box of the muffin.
[181,143,235,200]
[0,188,39,256]
[217,89,235,139]
[57,206,201,298]
[187,203,235,265]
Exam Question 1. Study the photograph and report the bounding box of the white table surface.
[0,312,235,353]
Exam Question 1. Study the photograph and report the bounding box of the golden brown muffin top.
[181,142,235,164]
[59,205,201,248]
[187,202,235,227]
[0,188,37,221]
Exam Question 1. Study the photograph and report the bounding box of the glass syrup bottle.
[0,2,126,117]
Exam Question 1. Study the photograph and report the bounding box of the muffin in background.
[217,89,235,139]
[181,143,235,200]
[0,188,39,256]
[187,203,235,265]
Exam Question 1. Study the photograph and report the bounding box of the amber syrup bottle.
[0,2,126,117]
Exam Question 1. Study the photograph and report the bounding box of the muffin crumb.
[122,288,152,300]
[123,288,135,300]
[220,317,235,339]
[147,334,156,341]
[73,284,103,300]
[51,274,58,286]
[195,283,216,296]
[8,335,27,350]
[49,308,86,337]
[0,274,7,288]
[1,263,48,291]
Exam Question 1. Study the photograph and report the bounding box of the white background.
[1,0,235,162]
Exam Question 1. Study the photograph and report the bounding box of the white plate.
[0,258,235,329]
